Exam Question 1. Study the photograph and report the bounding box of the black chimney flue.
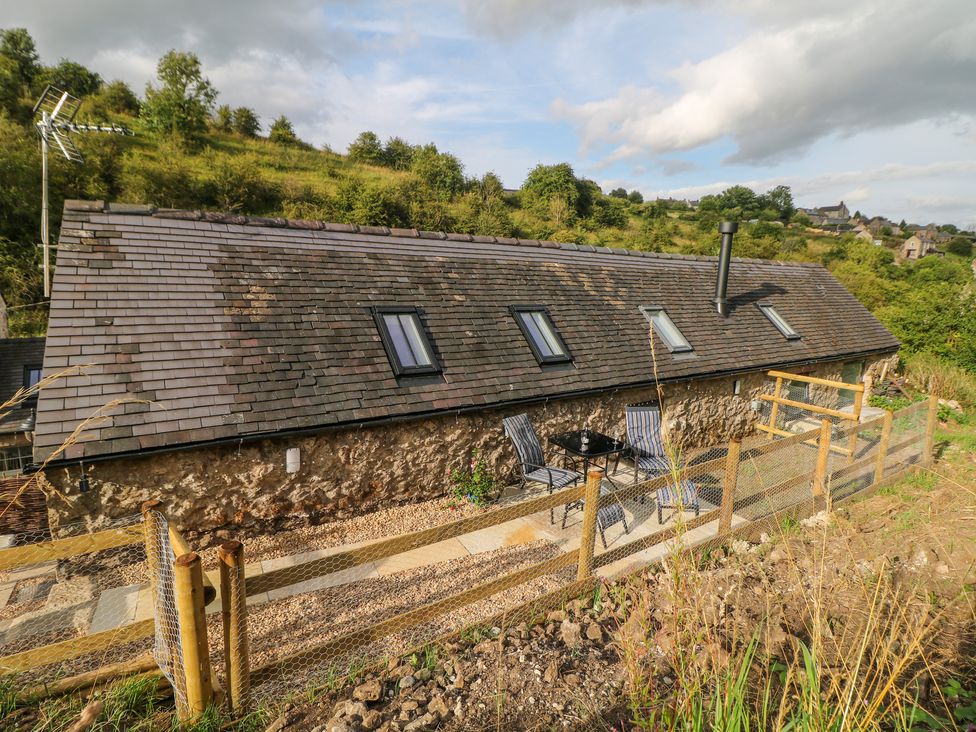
[714,221,738,317]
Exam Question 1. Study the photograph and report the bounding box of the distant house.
[867,216,896,234]
[855,230,882,246]
[0,337,46,475]
[900,235,944,261]
[818,201,850,221]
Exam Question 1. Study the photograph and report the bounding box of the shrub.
[450,450,496,507]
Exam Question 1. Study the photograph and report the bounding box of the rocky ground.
[261,421,976,732]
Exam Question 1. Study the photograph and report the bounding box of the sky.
[4,0,976,227]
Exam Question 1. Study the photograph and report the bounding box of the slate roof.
[35,200,900,463]
[0,337,45,436]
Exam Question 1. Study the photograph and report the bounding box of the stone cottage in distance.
[33,201,899,532]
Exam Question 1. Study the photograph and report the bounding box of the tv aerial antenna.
[33,85,133,297]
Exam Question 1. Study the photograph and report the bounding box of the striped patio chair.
[626,404,700,521]
[596,483,629,549]
[503,413,581,524]
[625,404,671,484]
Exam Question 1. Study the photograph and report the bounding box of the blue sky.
[5,0,976,227]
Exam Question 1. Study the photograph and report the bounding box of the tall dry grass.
[902,352,976,409]
[614,479,972,731]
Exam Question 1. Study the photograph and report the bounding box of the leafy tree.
[268,115,300,145]
[383,136,414,170]
[203,150,282,213]
[609,187,627,199]
[36,59,102,96]
[231,107,260,137]
[92,80,140,115]
[589,196,628,228]
[791,211,811,227]
[520,163,597,225]
[946,236,973,257]
[627,190,644,204]
[212,104,233,132]
[141,50,217,141]
[457,172,513,237]
[347,130,384,165]
[879,225,893,237]
[0,55,19,115]
[0,28,39,94]
[410,144,463,200]
[761,185,795,222]
[939,224,959,235]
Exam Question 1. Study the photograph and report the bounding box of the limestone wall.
[39,354,894,534]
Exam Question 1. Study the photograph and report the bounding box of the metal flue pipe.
[714,221,738,317]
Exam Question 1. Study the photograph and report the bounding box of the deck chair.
[625,404,701,522]
[503,414,581,524]
[561,481,629,549]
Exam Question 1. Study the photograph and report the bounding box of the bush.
[450,450,496,507]
[347,131,384,165]
[901,352,976,408]
[202,151,282,213]
[410,144,463,200]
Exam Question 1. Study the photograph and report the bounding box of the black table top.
[549,429,627,458]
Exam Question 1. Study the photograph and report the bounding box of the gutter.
[30,345,898,471]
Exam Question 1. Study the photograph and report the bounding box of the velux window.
[511,306,572,365]
[640,307,693,353]
[372,307,440,377]
[757,303,800,340]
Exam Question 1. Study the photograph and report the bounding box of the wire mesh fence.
[0,513,153,690]
[0,396,933,717]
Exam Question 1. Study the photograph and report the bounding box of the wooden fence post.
[846,389,863,465]
[174,552,214,721]
[576,469,603,581]
[140,500,186,705]
[873,410,894,484]
[813,419,832,509]
[767,376,784,440]
[218,541,250,714]
[718,438,741,535]
[924,393,939,466]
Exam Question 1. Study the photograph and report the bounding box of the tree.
[347,131,384,164]
[383,136,414,170]
[609,187,627,199]
[212,104,233,132]
[93,80,140,115]
[410,144,464,200]
[0,54,19,115]
[627,190,644,204]
[762,185,794,222]
[0,28,39,94]
[268,115,300,145]
[946,236,974,257]
[36,59,102,96]
[231,107,260,137]
[520,163,594,224]
[141,50,217,141]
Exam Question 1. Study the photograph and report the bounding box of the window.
[0,445,32,476]
[372,308,440,377]
[24,366,42,389]
[640,307,693,353]
[511,307,572,365]
[757,303,800,340]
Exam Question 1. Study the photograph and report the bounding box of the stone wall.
[39,354,894,534]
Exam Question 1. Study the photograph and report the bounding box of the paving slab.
[89,584,141,633]
[374,538,469,576]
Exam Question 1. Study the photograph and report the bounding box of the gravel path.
[241,540,573,700]
[199,496,487,570]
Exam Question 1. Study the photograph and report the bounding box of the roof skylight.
[640,307,693,353]
[511,306,572,365]
[757,302,800,340]
[372,307,441,377]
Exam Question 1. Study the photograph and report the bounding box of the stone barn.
[33,201,899,532]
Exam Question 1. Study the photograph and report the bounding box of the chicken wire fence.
[0,513,153,690]
[214,400,931,710]
[0,400,931,716]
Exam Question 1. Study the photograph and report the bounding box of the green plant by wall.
[450,450,496,507]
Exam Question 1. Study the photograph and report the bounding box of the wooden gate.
[756,369,864,461]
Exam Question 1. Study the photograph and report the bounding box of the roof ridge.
[63,199,822,268]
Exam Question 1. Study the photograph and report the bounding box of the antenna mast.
[32,86,133,297]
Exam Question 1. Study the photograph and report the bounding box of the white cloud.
[548,0,976,165]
